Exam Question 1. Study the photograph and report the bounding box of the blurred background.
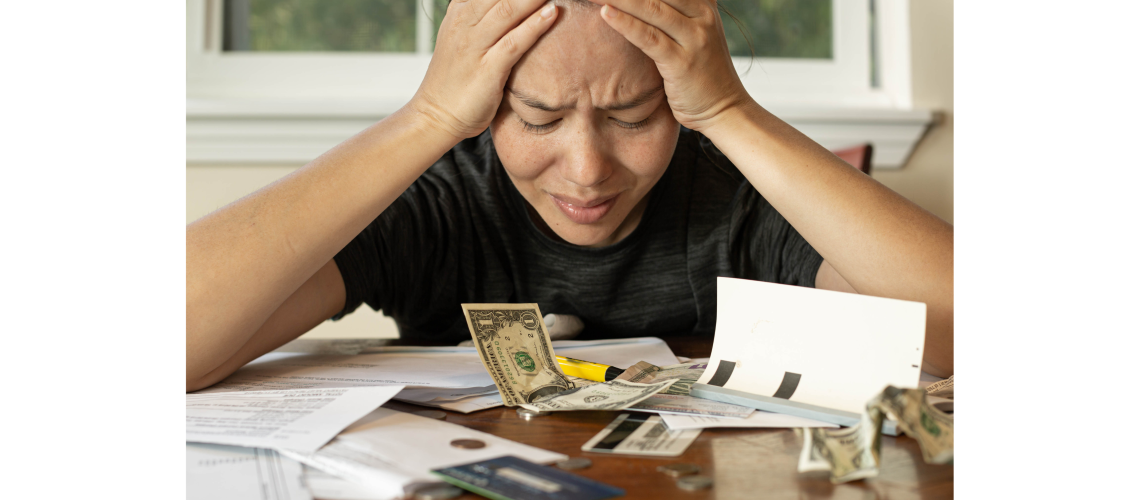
[186,0,952,340]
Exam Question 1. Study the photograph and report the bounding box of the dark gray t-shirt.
[333,128,822,342]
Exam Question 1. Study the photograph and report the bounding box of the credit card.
[581,414,701,457]
[431,455,624,500]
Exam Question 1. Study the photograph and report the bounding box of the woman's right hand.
[411,0,559,140]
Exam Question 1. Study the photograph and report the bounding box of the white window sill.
[186,99,934,169]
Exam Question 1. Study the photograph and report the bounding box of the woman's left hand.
[585,0,752,132]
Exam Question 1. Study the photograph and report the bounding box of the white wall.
[875,0,953,224]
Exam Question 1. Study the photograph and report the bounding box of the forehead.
[509,5,661,104]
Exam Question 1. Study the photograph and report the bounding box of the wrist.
[697,97,765,142]
[404,95,471,146]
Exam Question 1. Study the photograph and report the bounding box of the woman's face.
[489,5,680,248]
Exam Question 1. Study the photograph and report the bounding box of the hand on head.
[412,0,560,140]
[586,0,752,132]
[412,0,751,141]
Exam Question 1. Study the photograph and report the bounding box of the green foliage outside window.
[233,0,417,52]
[227,0,832,59]
[719,0,832,58]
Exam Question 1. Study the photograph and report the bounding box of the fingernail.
[541,3,556,18]
[602,5,617,18]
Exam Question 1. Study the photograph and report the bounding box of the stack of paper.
[186,386,404,500]
[198,337,683,413]
[186,337,684,499]
[186,390,564,500]
[187,443,312,500]
[186,386,405,453]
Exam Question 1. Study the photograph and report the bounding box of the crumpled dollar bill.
[925,375,953,399]
[520,378,676,412]
[798,385,953,483]
[614,360,707,396]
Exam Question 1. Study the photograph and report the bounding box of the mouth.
[548,193,619,224]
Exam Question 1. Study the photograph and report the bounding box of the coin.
[412,410,447,420]
[412,484,464,500]
[676,475,714,491]
[449,439,486,449]
[657,463,701,477]
[516,407,550,419]
[555,458,593,470]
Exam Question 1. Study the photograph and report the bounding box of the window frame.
[187,0,913,108]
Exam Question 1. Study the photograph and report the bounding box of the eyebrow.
[508,86,664,112]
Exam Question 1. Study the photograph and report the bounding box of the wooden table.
[371,337,953,500]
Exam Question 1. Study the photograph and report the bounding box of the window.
[189,0,909,106]
[222,0,421,52]
[187,0,930,168]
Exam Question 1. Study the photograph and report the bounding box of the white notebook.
[696,277,927,415]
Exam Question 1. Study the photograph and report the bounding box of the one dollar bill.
[462,303,575,406]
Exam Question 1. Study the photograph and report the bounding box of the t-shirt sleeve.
[730,183,824,288]
[331,155,468,323]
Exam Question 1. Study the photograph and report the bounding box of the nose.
[559,127,612,188]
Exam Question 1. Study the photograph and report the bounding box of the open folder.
[691,277,926,431]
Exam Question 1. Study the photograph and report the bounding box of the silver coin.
[412,484,464,500]
[412,410,447,420]
[516,407,550,419]
[449,439,486,450]
[657,463,701,477]
[555,458,593,470]
[676,475,714,491]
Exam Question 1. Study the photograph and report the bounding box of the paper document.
[280,408,567,498]
[627,394,755,418]
[304,466,392,500]
[363,337,681,371]
[392,385,504,413]
[661,411,839,431]
[186,386,403,453]
[697,277,926,414]
[392,385,499,403]
[187,443,311,500]
[198,350,494,392]
[275,338,396,355]
[199,337,680,414]
[414,393,503,413]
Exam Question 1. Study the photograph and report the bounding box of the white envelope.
[696,277,926,414]
[280,408,567,498]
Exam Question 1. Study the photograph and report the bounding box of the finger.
[486,3,559,78]
[592,0,693,44]
[478,0,553,39]
[588,0,707,21]
[599,4,681,62]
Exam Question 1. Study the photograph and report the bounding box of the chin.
[550,224,620,247]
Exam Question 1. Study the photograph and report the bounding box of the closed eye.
[519,118,559,133]
[612,117,651,131]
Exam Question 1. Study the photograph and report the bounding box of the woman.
[187,0,954,392]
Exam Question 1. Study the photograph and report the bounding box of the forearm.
[186,105,460,380]
[703,102,954,375]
